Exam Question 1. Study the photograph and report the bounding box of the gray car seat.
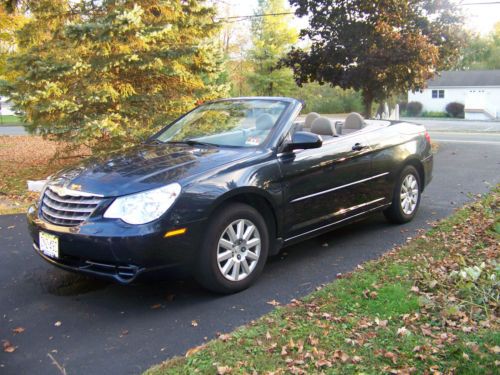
[304,112,320,130]
[311,117,337,138]
[343,112,366,134]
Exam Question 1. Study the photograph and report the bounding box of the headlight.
[104,183,181,225]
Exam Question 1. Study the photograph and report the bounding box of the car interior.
[291,111,393,144]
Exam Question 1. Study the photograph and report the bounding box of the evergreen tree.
[0,4,26,83]
[2,0,228,152]
[246,0,298,96]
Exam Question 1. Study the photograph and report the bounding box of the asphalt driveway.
[1,139,499,375]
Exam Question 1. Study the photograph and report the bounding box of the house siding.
[408,86,500,119]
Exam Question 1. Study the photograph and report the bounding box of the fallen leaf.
[384,351,398,364]
[150,304,162,309]
[397,327,410,336]
[351,355,362,364]
[308,334,319,346]
[315,359,332,368]
[2,340,16,353]
[12,327,25,334]
[217,365,232,374]
[218,334,230,342]
[191,320,198,327]
[266,299,280,306]
[185,344,204,357]
[375,318,388,328]
[54,321,62,327]
[488,346,500,354]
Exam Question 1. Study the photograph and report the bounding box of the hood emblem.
[48,185,103,198]
[70,183,82,191]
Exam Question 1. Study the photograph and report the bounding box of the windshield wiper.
[167,140,218,147]
[147,138,164,145]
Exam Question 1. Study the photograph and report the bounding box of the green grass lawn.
[146,187,500,375]
[0,115,24,125]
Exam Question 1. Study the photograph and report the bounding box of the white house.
[0,96,16,116]
[408,70,500,120]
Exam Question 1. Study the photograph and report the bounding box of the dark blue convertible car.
[28,97,433,293]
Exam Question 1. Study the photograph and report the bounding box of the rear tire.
[195,203,269,294]
[384,165,421,224]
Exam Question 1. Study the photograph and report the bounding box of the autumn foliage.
[283,0,464,117]
[2,0,228,153]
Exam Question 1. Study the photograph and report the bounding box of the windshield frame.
[148,98,297,149]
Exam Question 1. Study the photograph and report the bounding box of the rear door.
[278,132,378,241]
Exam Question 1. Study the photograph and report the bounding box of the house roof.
[427,70,500,87]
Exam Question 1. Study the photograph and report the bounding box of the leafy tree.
[290,83,363,114]
[457,23,500,70]
[2,0,228,153]
[0,4,26,82]
[246,0,298,96]
[283,0,464,117]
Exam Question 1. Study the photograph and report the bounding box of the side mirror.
[284,131,322,152]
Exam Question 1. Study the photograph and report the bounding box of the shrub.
[406,101,423,116]
[398,101,408,113]
[445,102,465,118]
[421,111,448,118]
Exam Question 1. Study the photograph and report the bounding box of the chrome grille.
[41,186,102,226]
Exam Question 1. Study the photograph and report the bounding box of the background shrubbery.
[293,84,364,114]
[406,101,423,116]
[446,102,465,118]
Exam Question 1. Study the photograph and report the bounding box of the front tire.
[384,165,421,224]
[195,203,269,294]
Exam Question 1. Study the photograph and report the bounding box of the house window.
[432,89,444,98]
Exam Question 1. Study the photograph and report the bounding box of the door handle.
[352,143,367,151]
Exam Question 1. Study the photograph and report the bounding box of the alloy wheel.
[400,174,419,215]
[217,219,261,282]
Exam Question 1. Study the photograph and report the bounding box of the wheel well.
[212,193,278,244]
[404,159,425,191]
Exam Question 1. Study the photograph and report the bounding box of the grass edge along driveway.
[146,186,499,375]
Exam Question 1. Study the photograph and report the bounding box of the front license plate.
[39,232,59,259]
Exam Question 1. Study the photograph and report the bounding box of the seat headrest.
[344,112,366,130]
[255,114,274,131]
[311,117,336,136]
[305,112,320,128]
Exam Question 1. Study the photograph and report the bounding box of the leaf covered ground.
[146,187,499,375]
[0,136,84,214]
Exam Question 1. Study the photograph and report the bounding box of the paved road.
[0,126,27,136]
[1,137,499,375]
[402,117,500,133]
[429,131,500,145]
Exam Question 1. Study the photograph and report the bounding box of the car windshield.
[155,99,289,147]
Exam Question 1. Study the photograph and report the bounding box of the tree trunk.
[362,90,374,119]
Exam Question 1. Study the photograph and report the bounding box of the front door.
[278,133,378,240]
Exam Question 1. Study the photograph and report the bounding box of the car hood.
[49,143,256,197]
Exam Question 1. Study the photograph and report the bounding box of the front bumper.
[27,205,205,284]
